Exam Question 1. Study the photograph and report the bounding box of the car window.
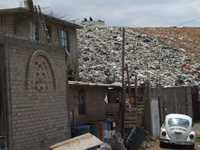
[168,118,190,128]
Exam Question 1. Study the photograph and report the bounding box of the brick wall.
[67,29,79,79]
[0,43,9,144]
[0,13,79,81]
[0,36,70,150]
[0,15,15,35]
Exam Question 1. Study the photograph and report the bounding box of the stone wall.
[0,35,69,150]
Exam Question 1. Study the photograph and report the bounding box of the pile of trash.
[98,131,127,150]
[139,133,157,150]
[78,21,200,86]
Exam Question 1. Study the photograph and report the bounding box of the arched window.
[78,90,86,115]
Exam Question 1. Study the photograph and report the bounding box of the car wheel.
[160,141,166,148]
[188,144,195,150]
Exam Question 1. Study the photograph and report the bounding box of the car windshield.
[168,118,190,128]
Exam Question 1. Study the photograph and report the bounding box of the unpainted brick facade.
[3,36,69,150]
[0,7,80,150]
[0,8,80,79]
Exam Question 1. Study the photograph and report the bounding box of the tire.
[188,144,195,150]
[160,141,166,148]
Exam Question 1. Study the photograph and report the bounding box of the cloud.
[1,0,200,26]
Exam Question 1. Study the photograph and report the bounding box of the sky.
[1,0,200,27]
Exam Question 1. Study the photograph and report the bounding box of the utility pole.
[126,64,131,97]
[135,72,138,126]
[134,72,138,104]
[120,27,126,138]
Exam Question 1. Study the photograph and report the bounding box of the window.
[78,90,86,115]
[31,22,39,41]
[168,118,190,128]
[59,29,70,52]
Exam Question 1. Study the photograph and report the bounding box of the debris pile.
[110,131,127,150]
[78,22,200,86]
[132,27,200,64]
[139,133,157,150]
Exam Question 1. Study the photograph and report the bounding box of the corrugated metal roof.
[50,133,103,150]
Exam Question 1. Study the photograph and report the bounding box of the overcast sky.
[1,0,200,27]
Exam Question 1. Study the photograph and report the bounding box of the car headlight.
[188,131,195,140]
[189,134,194,139]
[161,131,167,136]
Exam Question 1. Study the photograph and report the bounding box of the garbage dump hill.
[78,21,200,86]
[132,27,200,64]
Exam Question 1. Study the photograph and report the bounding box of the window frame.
[58,29,70,52]
[31,21,40,41]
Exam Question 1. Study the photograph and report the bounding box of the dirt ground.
[146,142,200,150]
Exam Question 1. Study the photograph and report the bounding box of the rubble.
[78,21,200,86]
[98,143,112,150]
[139,131,157,150]
[110,131,127,150]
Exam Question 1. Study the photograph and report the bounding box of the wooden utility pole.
[120,27,126,138]
[135,72,138,126]
[126,64,131,97]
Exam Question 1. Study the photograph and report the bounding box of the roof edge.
[0,7,82,29]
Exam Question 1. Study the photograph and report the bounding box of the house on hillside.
[0,3,80,150]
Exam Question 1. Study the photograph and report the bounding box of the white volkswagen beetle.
[160,114,195,148]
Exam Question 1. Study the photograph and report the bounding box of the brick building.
[0,5,80,150]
